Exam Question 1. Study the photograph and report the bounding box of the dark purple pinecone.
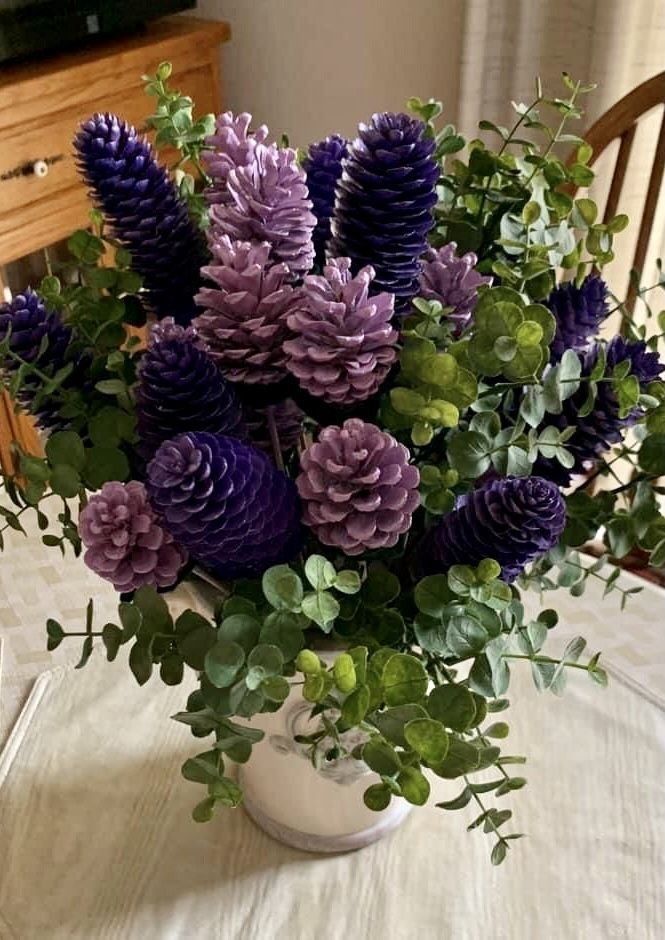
[303,135,349,265]
[421,476,566,582]
[74,113,207,325]
[329,112,438,310]
[535,336,665,485]
[545,274,609,362]
[0,289,76,429]
[146,432,303,579]
[135,320,245,460]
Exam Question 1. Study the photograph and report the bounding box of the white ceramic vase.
[239,671,412,853]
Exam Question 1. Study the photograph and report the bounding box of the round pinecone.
[80,480,188,593]
[297,418,420,555]
[135,320,245,460]
[419,243,492,334]
[545,274,609,362]
[535,336,665,485]
[194,237,298,386]
[303,135,349,265]
[146,432,303,579]
[203,111,271,208]
[284,258,397,405]
[74,113,207,324]
[206,116,315,278]
[329,112,438,309]
[421,476,566,582]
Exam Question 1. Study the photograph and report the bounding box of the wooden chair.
[569,71,665,315]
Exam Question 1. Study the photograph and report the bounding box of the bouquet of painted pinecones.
[1,66,664,862]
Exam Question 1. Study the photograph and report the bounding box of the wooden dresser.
[0,16,230,474]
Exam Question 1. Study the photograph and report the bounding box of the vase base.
[241,789,413,854]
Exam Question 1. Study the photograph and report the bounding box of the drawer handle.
[0,154,65,183]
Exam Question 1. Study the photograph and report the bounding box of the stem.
[523,81,582,188]
[503,653,589,671]
[266,405,285,472]
[464,776,510,849]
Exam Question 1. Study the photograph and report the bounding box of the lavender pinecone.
[147,432,303,579]
[303,135,349,265]
[194,237,298,385]
[80,481,187,593]
[421,476,566,582]
[419,243,492,334]
[135,319,245,460]
[203,111,271,207]
[329,112,438,309]
[206,113,315,278]
[545,274,609,362]
[297,419,420,555]
[535,336,664,485]
[74,113,206,324]
[284,258,397,405]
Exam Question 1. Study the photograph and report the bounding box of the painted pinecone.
[302,135,349,265]
[329,112,438,309]
[421,476,566,582]
[146,432,303,579]
[297,418,420,555]
[283,258,397,405]
[0,289,76,429]
[545,274,609,362]
[135,319,245,460]
[244,399,305,456]
[419,243,492,334]
[535,337,665,485]
[206,114,315,278]
[80,481,188,593]
[203,111,271,207]
[74,113,207,324]
[194,237,297,385]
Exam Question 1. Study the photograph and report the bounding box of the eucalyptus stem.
[464,776,510,851]
[266,405,285,472]
[503,653,589,671]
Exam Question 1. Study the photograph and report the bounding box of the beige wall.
[195,0,464,147]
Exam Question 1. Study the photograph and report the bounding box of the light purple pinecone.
[205,114,316,278]
[284,258,398,404]
[194,237,298,385]
[79,481,187,593]
[297,418,420,556]
[419,243,491,334]
[203,111,271,207]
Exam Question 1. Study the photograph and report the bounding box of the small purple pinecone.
[303,134,349,265]
[135,319,245,460]
[284,258,398,405]
[421,476,566,582]
[0,289,76,429]
[74,113,207,324]
[329,112,438,309]
[205,114,316,278]
[203,111,271,207]
[147,432,303,579]
[244,399,305,456]
[80,480,188,593]
[545,274,610,362]
[535,336,665,485]
[297,418,420,555]
[194,237,298,385]
[419,243,492,334]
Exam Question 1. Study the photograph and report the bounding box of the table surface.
[0,516,664,939]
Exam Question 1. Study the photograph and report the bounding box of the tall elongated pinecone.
[421,476,566,582]
[535,336,664,484]
[135,319,245,460]
[203,111,271,207]
[545,274,609,362]
[329,112,438,309]
[284,258,397,404]
[205,113,315,278]
[194,237,297,385]
[303,135,349,265]
[74,113,206,324]
[419,243,492,334]
[147,432,303,579]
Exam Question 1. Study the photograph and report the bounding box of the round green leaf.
[192,797,217,823]
[45,431,85,471]
[83,446,130,489]
[414,575,451,616]
[427,685,477,731]
[390,387,426,415]
[304,555,336,590]
[332,653,357,693]
[49,464,80,498]
[301,591,340,629]
[363,783,391,811]
[382,653,428,706]
[204,640,245,688]
[333,570,362,595]
[261,565,304,611]
[362,738,402,775]
[639,435,665,475]
[261,676,290,702]
[247,643,283,677]
[397,766,431,805]
[341,684,370,725]
[493,336,517,362]
[515,321,544,347]
[404,718,450,764]
[295,649,322,675]
[477,558,501,583]
[219,614,261,654]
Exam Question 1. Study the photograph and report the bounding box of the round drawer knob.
[32,160,49,178]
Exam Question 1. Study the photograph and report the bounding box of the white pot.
[239,670,412,854]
